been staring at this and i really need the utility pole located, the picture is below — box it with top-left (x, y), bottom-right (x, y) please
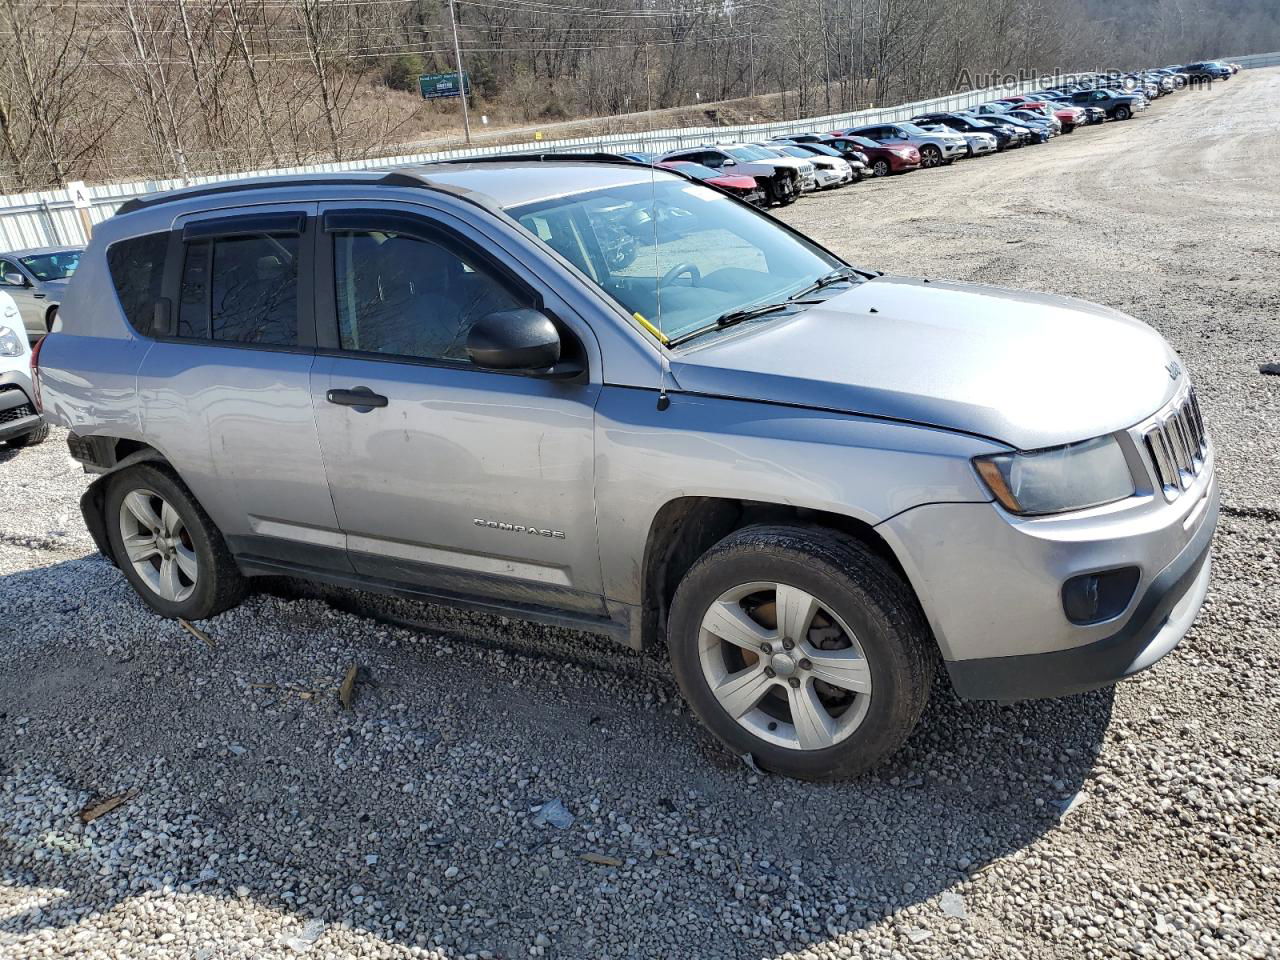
top-left (447, 0), bottom-right (472, 144)
top-left (644, 43), bottom-right (652, 113)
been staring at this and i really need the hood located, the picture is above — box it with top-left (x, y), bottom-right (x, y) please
top-left (708, 174), bottom-right (758, 190)
top-left (670, 276), bottom-right (1183, 450)
top-left (764, 156), bottom-right (812, 172)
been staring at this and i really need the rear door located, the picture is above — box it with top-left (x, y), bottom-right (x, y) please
top-left (137, 202), bottom-right (351, 572)
top-left (309, 200), bottom-right (605, 613)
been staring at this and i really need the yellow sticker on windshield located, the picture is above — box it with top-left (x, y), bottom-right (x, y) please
top-left (633, 312), bottom-right (669, 344)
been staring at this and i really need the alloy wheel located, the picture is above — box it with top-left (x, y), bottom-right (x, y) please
top-left (118, 488), bottom-right (198, 602)
top-left (697, 582), bottom-right (873, 751)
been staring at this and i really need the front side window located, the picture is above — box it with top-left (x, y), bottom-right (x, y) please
top-left (177, 233), bottom-right (299, 345)
top-left (20, 250), bottom-right (80, 281)
top-left (332, 229), bottom-right (523, 362)
top-left (509, 178), bottom-right (844, 343)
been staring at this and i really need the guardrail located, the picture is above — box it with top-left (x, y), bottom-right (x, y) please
top-left (0, 52), bottom-right (1275, 251)
top-left (1226, 51), bottom-right (1280, 69)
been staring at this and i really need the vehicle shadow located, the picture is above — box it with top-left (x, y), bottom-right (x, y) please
top-left (0, 558), bottom-right (1114, 958)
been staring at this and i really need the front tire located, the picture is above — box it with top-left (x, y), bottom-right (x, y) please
top-left (104, 463), bottom-right (246, 620)
top-left (919, 145), bottom-right (942, 168)
top-left (667, 525), bottom-right (935, 781)
top-left (1114, 106), bottom-right (1131, 121)
top-left (770, 175), bottom-right (797, 206)
top-left (871, 159), bottom-right (891, 177)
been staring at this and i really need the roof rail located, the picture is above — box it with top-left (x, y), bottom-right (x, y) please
top-left (432, 151), bottom-right (643, 166)
top-left (114, 170), bottom-right (430, 216)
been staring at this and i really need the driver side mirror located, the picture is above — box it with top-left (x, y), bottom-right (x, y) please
top-left (720, 158), bottom-right (736, 167)
top-left (468, 308), bottom-right (570, 375)
top-left (2, 272), bottom-right (25, 287)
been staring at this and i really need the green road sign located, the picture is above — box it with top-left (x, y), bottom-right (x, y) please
top-left (419, 72), bottom-right (470, 100)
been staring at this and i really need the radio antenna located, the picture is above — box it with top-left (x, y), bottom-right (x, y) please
top-left (647, 56), bottom-right (671, 412)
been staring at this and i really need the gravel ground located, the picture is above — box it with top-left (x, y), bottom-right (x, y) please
top-left (2, 71), bottom-right (1279, 960)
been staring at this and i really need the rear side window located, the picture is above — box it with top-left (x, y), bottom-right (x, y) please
top-left (106, 232), bottom-right (168, 333)
top-left (177, 233), bottom-right (299, 345)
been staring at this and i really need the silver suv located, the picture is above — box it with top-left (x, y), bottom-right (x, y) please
top-left (36, 160), bottom-right (1217, 780)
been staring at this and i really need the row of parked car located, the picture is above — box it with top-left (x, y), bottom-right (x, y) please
top-left (617, 62), bottom-right (1236, 208)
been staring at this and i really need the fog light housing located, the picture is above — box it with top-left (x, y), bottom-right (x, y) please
top-left (1061, 567), bottom-right (1141, 625)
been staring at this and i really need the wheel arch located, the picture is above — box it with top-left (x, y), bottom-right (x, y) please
top-left (78, 439), bottom-right (187, 567)
top-left (638, 495), bottom-right (913, 651)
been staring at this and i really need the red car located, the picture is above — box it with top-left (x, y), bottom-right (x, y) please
top-left (1003, 99), bottom-right (1083, 132)
top-left (655, 160), bottom-right (768, 207)
top-left (826, 132), bottom-right (921, 177)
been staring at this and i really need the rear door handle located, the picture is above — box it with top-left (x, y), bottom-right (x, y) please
top-left (326, 387), bottom-right (388, 410)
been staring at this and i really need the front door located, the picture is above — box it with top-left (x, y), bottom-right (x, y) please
top-left (309, 201), bottom-right (605, 614)
top-left (0, 258), bottom-right (42, 338)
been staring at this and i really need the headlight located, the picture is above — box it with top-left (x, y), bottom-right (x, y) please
top-left (0, 325), bottom-right (23, 357)
top-left (973, 435), bottom-right (1134, 516)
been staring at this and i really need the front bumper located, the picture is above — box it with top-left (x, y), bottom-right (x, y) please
top-left (940, 142), bottom-right (968, 159)
top-left (878, 453), bottom-right (1218, 701)
top-left (0, 381), bottom-right (40, 442)
top-left (813, 167), bottom-right (845, 188)
top-left (946, 489), bottom-right (1215, 700)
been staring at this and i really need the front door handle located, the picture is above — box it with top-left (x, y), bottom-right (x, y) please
top-left (326, 387), bottom-right (388, 410)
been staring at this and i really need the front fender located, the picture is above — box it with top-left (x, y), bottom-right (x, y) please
top-left (593, 387), bottom-right (999, 604)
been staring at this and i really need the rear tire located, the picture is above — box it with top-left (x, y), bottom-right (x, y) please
top-left (667, 524), bottom-right (935, 781)
top-left (103, 463), bottom-right (246, 621)
top-left (6, 420), bottom-right (49, 447)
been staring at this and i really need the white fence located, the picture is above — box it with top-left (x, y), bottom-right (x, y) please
top-left (1, 52), bottom-right (1275, 251)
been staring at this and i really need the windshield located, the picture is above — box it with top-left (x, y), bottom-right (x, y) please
top-left (847, 136), bottom-right (879, 149)
top-left (896, 122), bottom-right (932, 136)
top-left (727, 146), bottom-right (772, 162)
top-left (777, 146), bottom-right (810, 158)
top-left (19, 250), bottom-right (80, 281)
top-left (800, 143), bottom-right (842, 158)
top-left (661, 161), bottom-right (719, 180)
top-left (508, 179), bottom-right (845, 343)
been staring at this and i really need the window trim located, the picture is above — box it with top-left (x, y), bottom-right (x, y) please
top-left (182, 211), bottom-right (305, 241)
top-left (157, 210), bottom-right (317, 351)
top-left (313, 208), bottom-right (547, 370)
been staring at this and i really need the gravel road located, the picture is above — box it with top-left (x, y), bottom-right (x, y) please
top-left (3, 71), bottom-right (1279, 960)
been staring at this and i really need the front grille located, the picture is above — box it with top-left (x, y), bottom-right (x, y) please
top-left (0, 402), bottom-right (35, 425)
top-left (1141, 389), bottom-right (1208, 498)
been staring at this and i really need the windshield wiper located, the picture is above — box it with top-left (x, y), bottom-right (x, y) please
top-left (666, 267), bottom-right (864, 348)
top-left (666, 300), bottom-right (798, 347)
top-left (786, 266), bottom-right (863, 302)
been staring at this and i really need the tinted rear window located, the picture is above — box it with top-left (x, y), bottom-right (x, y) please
top-left (106, 232), bottom-right (168, 334)
top-left (177, 233), bottom-right (299, 346)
